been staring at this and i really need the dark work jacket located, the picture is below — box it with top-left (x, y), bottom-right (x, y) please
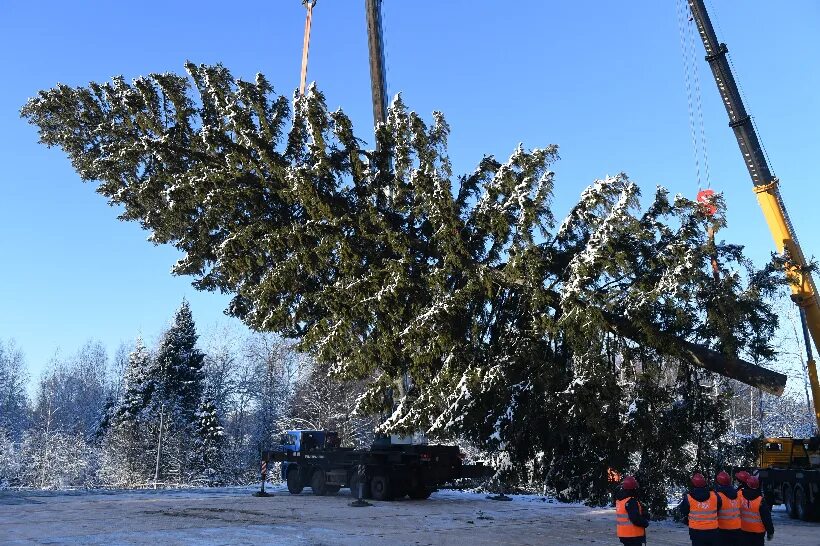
top-left (678, 487), bottom-right (722, 537)
top-left (740, 488), bottom-right (774, 535)
top-left (615, 487), bottom-right (650, 528)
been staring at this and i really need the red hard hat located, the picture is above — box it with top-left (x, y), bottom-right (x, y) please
top-left (746, 476), bottom-right (760, 489)
top-left (622, 476), bottom-right (639, 490)
top-left (716, 471), bottom-right (731, 487)
top-left (735, 470), bottom-right (751, 484)
top-left (691, 473), bottom-right (707, 488)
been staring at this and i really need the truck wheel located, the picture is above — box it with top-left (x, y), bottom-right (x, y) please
top-left (287, 467), bottom-right (303, 494)
top-left (392, 482), bottom-right (407, 500)
top-left (794, 486), bottom-right (810, 521)
top-left (408, 486), bottom-right (432, 500)
top-left (311, 469), bottom-right (327, 496)
top-left (813, 496), bottom-right (820, 521)
top-left (370, 474), bottom-right (393, 501)
top-left (784, 483), bottom-right (797, 519)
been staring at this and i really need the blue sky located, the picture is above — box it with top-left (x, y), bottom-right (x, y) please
top-left (1, 1), bottom-right (818, 388)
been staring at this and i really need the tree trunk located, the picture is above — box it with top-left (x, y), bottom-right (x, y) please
top-left (605, 313), bottom-right (786, 396)
top-left (499, 275), bottom-right (787, 395)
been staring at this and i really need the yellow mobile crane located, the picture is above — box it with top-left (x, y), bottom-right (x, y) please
top-left (688, 0), bottom-right (820, 521)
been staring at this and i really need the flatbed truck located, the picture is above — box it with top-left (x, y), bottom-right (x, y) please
top-left (263, 430), bottom-right (490, 501)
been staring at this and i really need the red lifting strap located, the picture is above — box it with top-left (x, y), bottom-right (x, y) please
top-left (697, 188), bottom-right (717, 216)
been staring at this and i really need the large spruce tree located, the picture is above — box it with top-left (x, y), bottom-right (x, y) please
top-left (116, 337), bottom-right (153, 421)
top-left (22, 64), bottom-right (782, 511)
top-left (153, 300), bottom-right (205, 421)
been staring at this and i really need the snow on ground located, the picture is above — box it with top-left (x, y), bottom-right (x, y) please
top-left (1, 485), bottom-right (817, 545)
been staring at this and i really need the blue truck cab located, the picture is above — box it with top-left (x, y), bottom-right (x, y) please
top-left (278, 430), bottom-right (340, 481)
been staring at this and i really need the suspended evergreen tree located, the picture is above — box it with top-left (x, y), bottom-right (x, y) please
top-left (21, 64), bottom-right (783, 509)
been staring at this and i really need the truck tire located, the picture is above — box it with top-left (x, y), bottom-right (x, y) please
top-left (814, 496), bottom-right (820, 521)
top-left (784, 483), bottom-right (797, 519)
top-left (370, 474), bottom-right (393, 501)
top-left (794, 486), bottom-right (811, 521)
top-left (408, 486), bottom-right (432, 500)
top-left (287, 467), bottom-right (303, 494)
top-left (392, 481), bottom-right (407, 500)
top-left (311, 469), bottom-right (327, 496)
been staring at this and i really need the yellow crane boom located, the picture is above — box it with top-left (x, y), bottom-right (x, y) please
top-left (687, 0), bottom-right (820, 433)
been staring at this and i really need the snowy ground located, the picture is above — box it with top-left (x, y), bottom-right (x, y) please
top-left (1, 485), bottom-right (817, 545)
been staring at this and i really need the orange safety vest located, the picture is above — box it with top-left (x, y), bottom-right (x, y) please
top-left (716, 491), bottom-right (741, 530)
top-left (687, 492), bottom-right (719, 530)
top-left (616, 497), bottom-right (646, 538)
top-left (740, 492), bottom-right (765, 533)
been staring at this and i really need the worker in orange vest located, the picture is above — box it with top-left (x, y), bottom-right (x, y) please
top-left (678, 473), bottom-right (721, 546)
top-left (740, 476), bottom-right (774, 544)
top-left (714, 471), bottom-right (741, 546)
top-left (614, 475), bottom-right (649, 545)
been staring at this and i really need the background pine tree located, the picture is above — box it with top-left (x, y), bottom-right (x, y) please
top-left (153, 300), bottom-right (205, 421)
top-left (116, 337), bottom-right (153, 422)
top-left (195, 398), bottom-right (224, 480)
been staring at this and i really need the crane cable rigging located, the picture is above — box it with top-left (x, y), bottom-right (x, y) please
top-left (677, 0), bottom-right (721, 288)
top-left (676, 0), bottom-right (711, 193)
top-left (680, 0), bottom-right (717, 463)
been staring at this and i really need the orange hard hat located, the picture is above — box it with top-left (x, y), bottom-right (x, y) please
top-left (746, 476), bottom-right (760, 489)
top-left (691, 473), bottom-right (707, 488)
top-left (716, 471), bottom-right (731, 487)
top-left (622, 476), bottom-right (639, 490)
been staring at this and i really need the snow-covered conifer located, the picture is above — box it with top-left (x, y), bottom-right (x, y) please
top-left (22, 65), bottom-right (784, 509)
top-left (0, 340), bottom-right (30, 437)
top-left (154, 300), bottom-right (205, 422)
top-left (195, 398), bottom-right (224, 479)
top-left (116, 336), bottom-right (154, 421)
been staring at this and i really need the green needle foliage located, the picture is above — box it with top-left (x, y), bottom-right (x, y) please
top-left (22, 63), bottom-right (782, 511)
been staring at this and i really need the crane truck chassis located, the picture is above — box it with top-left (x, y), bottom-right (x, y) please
top-left (263, 430), bottom-right (492, 501)
top-left (756, 437), bottom-right (820, 520)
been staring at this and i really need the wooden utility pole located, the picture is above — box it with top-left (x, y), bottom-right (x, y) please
top-left (153, 405), bottom-right (164, 489)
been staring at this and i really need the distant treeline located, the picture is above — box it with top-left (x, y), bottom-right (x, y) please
top-left (0, 301), bottom-right (814, 494)
top-left (0, 301), bottom-right (373, 489)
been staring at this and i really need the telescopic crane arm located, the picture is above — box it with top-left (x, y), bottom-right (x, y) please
top-left (365, 0), bottom-right (389, 129)
top-left (688, 0), bottom-right (820, 432)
